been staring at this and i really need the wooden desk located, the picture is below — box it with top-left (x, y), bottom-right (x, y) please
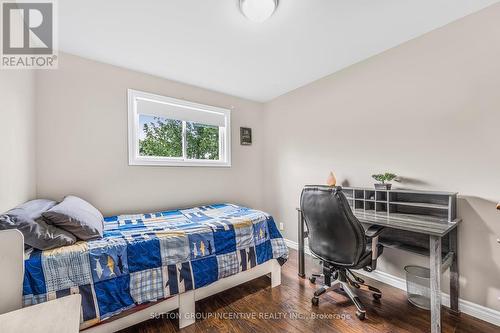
top-left (297, 187), bottom-right (461, 333)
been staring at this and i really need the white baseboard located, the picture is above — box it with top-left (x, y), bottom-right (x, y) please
top-left (284, 238), bottom-right (307, 253)
top-left (284, 238), bottom-right (500, 327)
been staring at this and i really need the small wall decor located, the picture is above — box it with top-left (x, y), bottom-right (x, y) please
top-left (240, 127), bottom-right (252, 145)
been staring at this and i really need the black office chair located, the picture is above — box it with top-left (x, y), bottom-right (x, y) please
top-left (300, 185), bottom-right (385, 320)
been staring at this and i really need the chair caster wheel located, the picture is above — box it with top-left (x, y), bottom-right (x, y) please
top-left (311, 297), bottom-right (319, 306)
top-left (373, 293), bottom-right (382, 300)
top-left (356, 311), bottom-right (366, 320)
top-left (309, 276), bottom-right (316, 284)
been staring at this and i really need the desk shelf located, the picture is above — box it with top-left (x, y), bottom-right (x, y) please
top-left (389, 201), bottom-right (448, 210)
top-left (378, 239), bottom-right (430, 256)
top-left (376, 238), bottom-right (454, 272)
top-left (343, 187), bottom-right (457, 223)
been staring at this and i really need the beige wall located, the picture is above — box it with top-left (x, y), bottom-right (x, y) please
top-left (35, 53), bottom-right (265, 216)
top-left (0, 71), bottom-right (36, 212)
top-left (263, 4), bottom-right (500, 310)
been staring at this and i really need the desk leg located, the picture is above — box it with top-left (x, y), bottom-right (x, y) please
top-left (430, 235), bottom-right (442, 333)
top-left (298, 209), bottom-right (305, 278)
top-left (449, 228), bottom-right (460, 314)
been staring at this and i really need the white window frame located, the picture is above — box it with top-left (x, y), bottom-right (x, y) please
top-left (128, 89), bottom-right (231, 167)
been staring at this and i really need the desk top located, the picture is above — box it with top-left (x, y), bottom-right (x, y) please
top-left (353, 209), bottom-right (460, 237)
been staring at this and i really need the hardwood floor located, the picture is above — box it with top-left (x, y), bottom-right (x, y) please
top-left (120, 249), bottom-right (497, 333)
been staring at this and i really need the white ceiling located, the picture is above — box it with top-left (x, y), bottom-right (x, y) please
top-left (59, 0), bottom-right (499, 102)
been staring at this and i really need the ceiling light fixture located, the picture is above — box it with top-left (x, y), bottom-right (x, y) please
top-left (239, 0), bottom-right (279, 23)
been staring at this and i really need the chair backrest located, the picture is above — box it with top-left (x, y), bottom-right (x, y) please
top-left (0, 229), bottom-right (24, 314)
top-left (300, 185), bottom-right (366, 266)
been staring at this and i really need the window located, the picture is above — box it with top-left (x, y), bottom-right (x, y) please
top-left (128, 89), bottom-right (231, 166)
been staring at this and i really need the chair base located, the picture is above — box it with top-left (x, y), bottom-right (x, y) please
top-left (310, 267), bottom-right (381, 320)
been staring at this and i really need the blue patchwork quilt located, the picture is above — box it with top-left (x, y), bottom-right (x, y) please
top-left (22, 204), bottom-right (288, 329)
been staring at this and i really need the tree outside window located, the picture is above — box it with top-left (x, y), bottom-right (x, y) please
top-left (139, 116), bottom-right (219, 160)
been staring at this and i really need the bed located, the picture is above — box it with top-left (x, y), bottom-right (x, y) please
top-left (20, 203), bottom-right (288, 331)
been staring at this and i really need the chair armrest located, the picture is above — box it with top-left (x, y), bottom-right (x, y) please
top-left (365, 225), bottom-right (385, 238)
top-left (363, 226), bottom-right (385, 272)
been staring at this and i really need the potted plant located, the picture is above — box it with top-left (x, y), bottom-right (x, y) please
top-left (372, 173), bottom-right (398, 190)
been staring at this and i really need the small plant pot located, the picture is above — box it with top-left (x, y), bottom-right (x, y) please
top-left (374, 183), bottom-right (392, 190)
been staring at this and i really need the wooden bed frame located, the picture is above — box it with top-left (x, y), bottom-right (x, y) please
top-left (0, 229), bottom-right (282, 332)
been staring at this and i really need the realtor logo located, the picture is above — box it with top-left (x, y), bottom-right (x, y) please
top-left (1, 0), bottom-right (57, 68)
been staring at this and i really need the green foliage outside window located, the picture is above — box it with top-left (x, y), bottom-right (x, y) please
top-left (139, 118), bottom-right (183, 157)
top-left (186, 122), bottom-right (219, 160)
top-left (139, 117), bottom-right (219, 160)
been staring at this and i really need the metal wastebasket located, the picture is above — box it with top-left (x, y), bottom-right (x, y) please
top-left (404, 265), bottom-right (431, 310)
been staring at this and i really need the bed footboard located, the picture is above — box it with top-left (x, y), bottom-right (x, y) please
top-left (0, 229), bottom-right (24, 315)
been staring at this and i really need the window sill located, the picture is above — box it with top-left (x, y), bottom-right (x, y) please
top-left (129, 158), bottom-right (231, 167)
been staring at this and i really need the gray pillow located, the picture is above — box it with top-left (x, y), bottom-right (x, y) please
top-left (0, 199), bottom-right (76, 250)
top-left (43, 196), bottom-right (104, 240)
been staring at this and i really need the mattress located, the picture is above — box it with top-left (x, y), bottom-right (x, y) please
top-left (22, 204), bottom-right (289, 329)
